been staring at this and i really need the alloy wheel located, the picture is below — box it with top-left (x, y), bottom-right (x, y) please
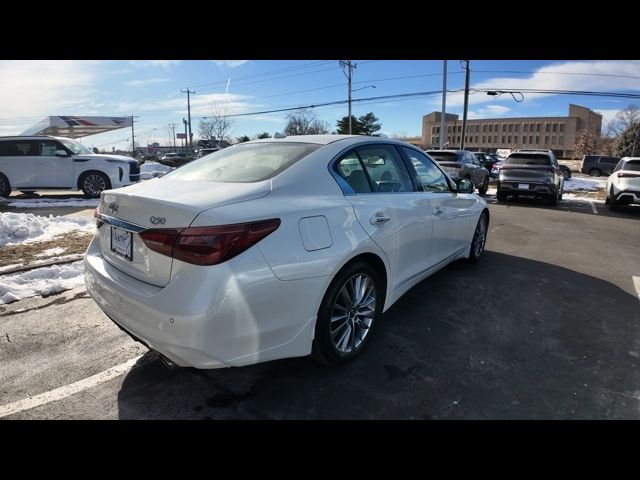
top-left (84, 174), bottom-right (106, 197)
top-left (330, 273), bottom-right (376, 354)
top-left (472, 215), bottom-right (487, 258)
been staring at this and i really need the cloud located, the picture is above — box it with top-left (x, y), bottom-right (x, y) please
top-left (213, 60), bottom-right (249, 68)
top-left (468, 104), bottom-right (511, 119)
top-left (446, 60), bottom-right (640, 108)
top-left (129, 60), bottom-right (181, 68)
top-left (0, 60), bottom-right (99, 133)
top-left (113, 93), bottom-right (260, 118)
top-left (123, 78), bottom-right (171, 87)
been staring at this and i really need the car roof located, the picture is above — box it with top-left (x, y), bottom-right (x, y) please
top-left (249, 134), bottom-right (360, 145)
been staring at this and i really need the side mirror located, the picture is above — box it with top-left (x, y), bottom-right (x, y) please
top-left (54, 150), bottom-right (69, 157)
top-left (456, 178), bottom-right (474, 194)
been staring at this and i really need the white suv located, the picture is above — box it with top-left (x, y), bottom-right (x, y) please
top-left (0, 135), bottom-right (140, 198)
top-left (605, 157), bottom-right (640, 210)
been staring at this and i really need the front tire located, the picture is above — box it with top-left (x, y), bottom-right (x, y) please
top-left (496, 190), bottom-right (507, 202)
top-left (80, 172), bottom-right (111, 198)
top-left (0, 173), bottom-right (10, 198)
top-left (608, 187), bottom-right (618, 211)
top-left (312, 261), bottom-right (383, 366)
top-left (590, 168), bottom-right (601, 177)
top-left (467, 212), bottom-right (488, 263)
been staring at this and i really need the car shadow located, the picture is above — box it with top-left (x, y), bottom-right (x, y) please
top-left (116, 252), bottom-right (640, 420)
top-left (0, 192), bottom-right (96, 216)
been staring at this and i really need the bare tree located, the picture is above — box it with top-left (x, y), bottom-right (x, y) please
top-left (607, 104), bottom-right (640, 137)
top-left (284, 108), bottom-right (329, 135)
top-left (199, 108), bottom-right (235, 143)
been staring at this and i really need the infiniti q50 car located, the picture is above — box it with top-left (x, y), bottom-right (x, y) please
top-left (85, 135), bottom-right (489, 369)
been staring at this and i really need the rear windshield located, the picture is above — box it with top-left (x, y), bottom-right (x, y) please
top-left (624, 160), bottom-right (640, 171)
top-left (165, 142), bottom-right (321, 183)
top-left (506, 153), bottom-right (551, 166)
top-left (427, 151), bottom-right (458, 162)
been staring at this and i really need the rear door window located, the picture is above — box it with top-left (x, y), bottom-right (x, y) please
top-left (357, 145), bottom-right (414, 193)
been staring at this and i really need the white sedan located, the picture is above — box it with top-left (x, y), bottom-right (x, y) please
top-left (85, 135), bottom-right (489, 369)
top-left (605, 157), bottom-right (640, 210)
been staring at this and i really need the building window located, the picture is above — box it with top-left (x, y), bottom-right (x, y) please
top-left (488, 124), bottom-right (493, 133)
top-left (515, 124), bottom-right (520, 132)
top-left (482, 135), bottom-right (486, 143)
top-left (483, 124), bottom-right (487, 133)
top-left (551, 136), bottom-right (557, 144)
top-left (545, 123), bottom-right (550, 132)
top-left (535, 135), bottom-right (539, 144)
top-left (501, 135), bottom-right (505, 144)
top-left (457, 125), bottom-right (461, 133)
top-left (552, 123), bottom-right (557, 133)
top-left (508, 124), bottom-right (513, 132)
top-left (544, 135), bottom-right (549, 144)
top-left (494, 135), bottom-right (498, 143)
top-left (507, 135), bottom-right (511, 143)
top-left (514, 136), bottom-right (518, 143)
top-left (536, 123), bottom-right (540, 132)
top-left (559, 123), bottom-right (564, 133)
top-left (523, 124), bottom-right (528, 133)
top-left (559, 136), bottom-right (564, 145)
top-left (447, 126), bottom-right (451, 133)
top-left (501, 124), bottom-right (506, 132)
top-left (529, 135), bottom-right (533, 144)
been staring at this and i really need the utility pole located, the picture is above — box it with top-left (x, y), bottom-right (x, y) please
top-left (183, 118), bottom-right (188, 153)
top-left (181, 89), bottom-right (195, 151)
top-left (168, 123), bottom-right (177, 149)
top-left (460, 60), bottom-right (471, 150)
top-left (339, 60), bottom-right (357, 134)
top-left (130, 115), bottom-right (139, 157)
top-left (439, 60), bottom-right (447, 149)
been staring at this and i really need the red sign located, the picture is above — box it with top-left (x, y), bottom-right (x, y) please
top-left (176, 133), bottom-right (187, 139)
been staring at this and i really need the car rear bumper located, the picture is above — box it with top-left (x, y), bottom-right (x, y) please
top-left (614, 190), bottom-right (640, 205)
top-left (84, 237), bottom-right (325, 369)
top-left (497, 180), bottom-right (559, 196)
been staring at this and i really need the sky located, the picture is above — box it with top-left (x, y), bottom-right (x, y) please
top-left (0, 59), bottom-right (639, 151)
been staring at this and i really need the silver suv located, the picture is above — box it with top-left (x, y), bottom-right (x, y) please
top-left (425, 149), bottom-right (490, 195)
top-left (497, 150), bottom-right (564, 205)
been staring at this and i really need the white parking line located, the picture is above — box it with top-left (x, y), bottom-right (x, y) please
top-left (633, 276), bottom-right (640, 305)
top-left (590, 202), bottom-right (598, 215)
top-left (0, 355), bottom-right (144, 418)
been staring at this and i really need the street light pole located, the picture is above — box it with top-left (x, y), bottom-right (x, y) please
top-left (460, 60), bottom-right (471, 150)
top-left (439, 60), bottom-right (447, 149)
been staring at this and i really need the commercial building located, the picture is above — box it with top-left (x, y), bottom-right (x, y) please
top-left (421, 104), bottom-right (602, 158)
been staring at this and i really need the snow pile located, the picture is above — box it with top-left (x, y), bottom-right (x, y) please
top-left (35, 247), bottom-right (67, 258)
top-left (563, 177), bottom-right (607, 192)
top-left (5, 198), bottom-right (99, 208)
top-left (0, 212), bottom-right (95, 247)
top-left (140, 161), bottom-right (173, 180)
top-left (0, 260), bottom-right (85, 304)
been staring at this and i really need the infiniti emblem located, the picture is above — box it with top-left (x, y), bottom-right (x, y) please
top-left (150, 216), bottom-right (166, 225)
top-left (108, 202), bottom-right (119, 214)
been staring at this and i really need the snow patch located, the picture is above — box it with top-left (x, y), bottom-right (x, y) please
top-left (140, 161), bottom-right (173, 180)
top-left (563, 177), bottom-right (606, 192)
top-left (0, 261), bottom-right (85, 304)
top-left (0, 212), bottom-right (95, 247)
top-left (35, 247), bottom-right (67, 258)
top-left (5, 198), bottom-right (99, 208)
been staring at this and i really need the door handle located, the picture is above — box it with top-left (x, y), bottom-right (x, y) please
top-left (370, 214), bottom-right (391, 225)
top-left (433, 206), bottom-right (445, 216)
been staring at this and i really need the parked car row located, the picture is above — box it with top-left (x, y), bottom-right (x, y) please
top-left (605, 157), bottom-right (640, 210)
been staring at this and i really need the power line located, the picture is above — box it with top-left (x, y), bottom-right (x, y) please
top-left (474, 69), bottom-right (640, 81)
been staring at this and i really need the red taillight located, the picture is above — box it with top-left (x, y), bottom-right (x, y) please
top-left (618, 172), bottom-right (640, 178)
top-left (139, 229), bottom-right (181, 257)
top-left (139, 219), bottom-right (280, 266)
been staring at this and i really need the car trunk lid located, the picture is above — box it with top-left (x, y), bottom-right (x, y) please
top-left (96, 178), bottom-right (271, 286)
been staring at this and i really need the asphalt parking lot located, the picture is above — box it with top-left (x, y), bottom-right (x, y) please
top-left (1, 193), bottom-right (639, 419)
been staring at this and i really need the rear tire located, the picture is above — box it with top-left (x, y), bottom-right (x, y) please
top-left (80, 172), bottom-right (111, 198)
top-left (549, 191), bottom-right (559, 206)
top-left (478, 176), bottom-right (489, 196)
top-left (608, 187), bottom-right (618, 211)
top-left (312, 260), bottom-right (384, 366)
top-left (0, 173), bottom-right (10, 198)
top-left (467, 212), bottom-right (489, 263)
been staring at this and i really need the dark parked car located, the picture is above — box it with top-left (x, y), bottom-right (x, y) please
top-left (159, 152), bottom-right (194, 167)
top-left (425, 149), bottom-right (490, 195)
top-left (497, 151), bottom-right (564, 205)
top-left (474, 152), bottom-right (502, 174)
top-left (580, 155), bottom-right (620, 177)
